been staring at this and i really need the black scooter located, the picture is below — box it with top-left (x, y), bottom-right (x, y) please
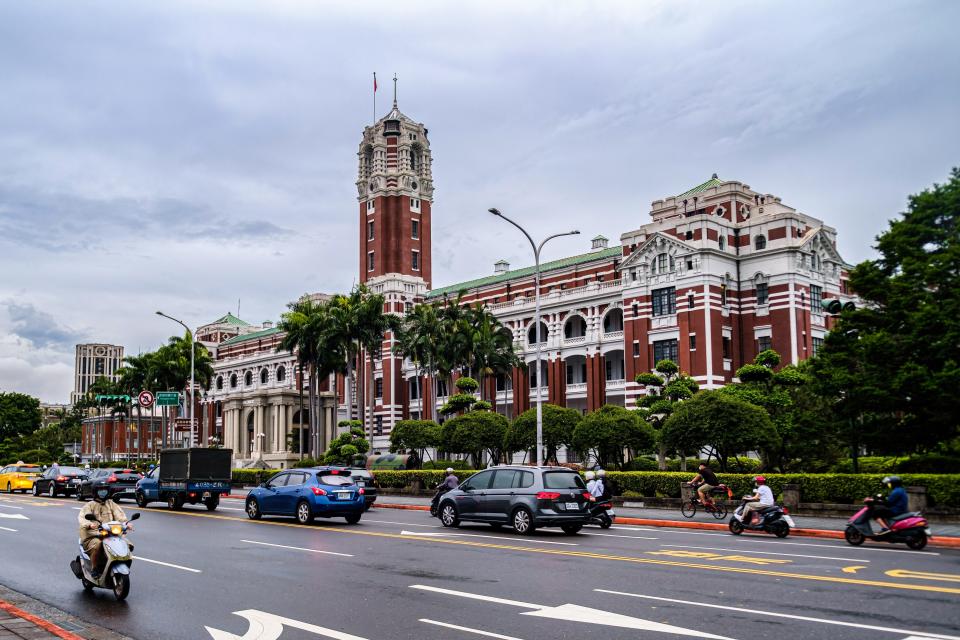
top-left (429, 484), bottom-right (451, 517)
top-left (728, 498), bottom-right (795, 538)
top-left (586, 500), bottom-right (615, 528)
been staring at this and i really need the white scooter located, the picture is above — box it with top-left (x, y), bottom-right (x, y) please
top-left (70, 512), bottom-right (140, 600)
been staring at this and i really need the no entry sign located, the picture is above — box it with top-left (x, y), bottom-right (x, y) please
top-left (138, 390), bottom-right (155, 408)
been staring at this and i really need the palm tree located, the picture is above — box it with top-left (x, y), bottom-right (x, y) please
top-left (116, 353), bottom-right (153, 461)
top-left (467, 305), bottom-right (519, 401)
top-left (278, 297), bottom-right (326, 458)
top-left (395, 303), bottom-right (442, 420)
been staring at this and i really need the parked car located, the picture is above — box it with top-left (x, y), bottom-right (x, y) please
top-left (335, 467), bottom-right (377, 510)
top-left (0, 464), bottom-right (42, 493)
top-left (436, 465), bottom-right (592, 535)
top-left (32, 466), bottom-right (87, 497)
top-left (245, 467), bottom-right (365, 525)
top-left (77, 468), bottom-right (142, 502)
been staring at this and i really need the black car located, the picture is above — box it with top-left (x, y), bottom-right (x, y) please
top-left (336, 467), bottom-right (377, 510)
top-left (77, 468), bottom-right (142, 502)
top-left (32, 466), bottom-right (87, 497)
top-left (436, 465), bottom-right (591, 535)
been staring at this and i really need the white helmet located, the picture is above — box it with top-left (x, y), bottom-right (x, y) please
top-left (585, 471), bottom-right (596, 480)
top-left (446, 468), bottom-right (454, 474)
top-left (597, 469), bottom-right (606, 477)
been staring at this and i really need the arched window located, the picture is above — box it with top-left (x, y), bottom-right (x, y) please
top-left (656, 253), bottom-right (671, 273)
top-left (563, 315), bottom-right (587, 339)
top-left (216, 376), bottom-right (223, 390)
top-left (603, 308), bottom-right (624, 333)
top-left (755, 235), bottom-right (767, 250)
top-left (528, 321), bottom-right (548, 345)
top-left (230, 374), bottom-right (238, 389)
top-left (244, 371), bottom-right (253, 386)
top-left (719, 235), bottom-right (725, 251)
top-left (260, 368), bottom-right (268, 384)
top-left (276, 366), bottom-right (286, 382)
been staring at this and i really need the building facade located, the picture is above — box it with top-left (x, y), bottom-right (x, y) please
top-left (71, 343), bottom-right (124, 404)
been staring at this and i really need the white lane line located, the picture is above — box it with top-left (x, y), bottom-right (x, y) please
top-left (596, 590), bottom-right (960, 640)
top-left (581, 532), bottom-right (658, 541)
top-left (0, 513), bottom-right (28, 520)
top-left (0, 503), bottom-right (24, 509)
top-left (0, 526), bottom-right (17, 532)
top-left (137, 557), bottom-right (202, 573)
top-left (241, 539), bottom-right (354, 557)
top-left (412, 584), bottom-right (540, 609)
top-left (399, 530), bottom-right (578, 546)
top-left (218, 506), bottom-right (244, 512)
top-left (420, 619), bottom-right (523, 640)
top-left (639, 528), bottom-right (940, 554)
top-left (365, 519), bottom-right (437, 528)
top-left (72, 507), bottom-right (82, 510)
top-left (660, 544), bottom-right (871, 563)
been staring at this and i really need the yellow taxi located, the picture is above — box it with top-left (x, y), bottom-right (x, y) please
top-left (0, 464), bottom-right (43, 493)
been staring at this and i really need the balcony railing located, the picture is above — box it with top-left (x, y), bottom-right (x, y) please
top-left (566, 382), bottom-right (587, 393)
top-left (602, 330), bottom-right (624, 340)
top-left (563, 335), bottom-right (587, 345)
top-left (605, 378), bottom-right (626, 390)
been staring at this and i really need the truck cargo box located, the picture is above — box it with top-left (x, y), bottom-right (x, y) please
top-left (159, 448), bottom-right (233, 482)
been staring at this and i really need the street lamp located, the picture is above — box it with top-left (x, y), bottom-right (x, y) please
top-left (156, 310), bottom-right (195, 449)
top-left (256, 432), bottom-right (266, 464)
top-left (489, 207), bottom-right (579, 466)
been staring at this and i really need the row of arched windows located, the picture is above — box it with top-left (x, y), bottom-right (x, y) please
top-left (527, 308), bottom-right (624, 344)
top-left (215, 365), bottom-right (287, 391)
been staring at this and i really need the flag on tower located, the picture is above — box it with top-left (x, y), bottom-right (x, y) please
top-left (373, 72), bottom-right (378, 92)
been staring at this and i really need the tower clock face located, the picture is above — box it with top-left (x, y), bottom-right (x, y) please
top-left (369, 181), bottom-right (376, 191)
top-left (411, 181), bottom-right (418, 191)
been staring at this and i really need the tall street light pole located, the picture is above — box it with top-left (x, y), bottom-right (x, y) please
top-left (156, 311), bottom-right (195, 449)
top-left (489, 207), bottom-right (579, 466)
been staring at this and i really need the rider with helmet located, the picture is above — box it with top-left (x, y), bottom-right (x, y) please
top-left (78, 482), bottom-right (130, 577)
top-left (739, 476), bottom-right (775, 525)
top-left (869, 476), bottom-right (908, 534)
top-left (431, 468), bottom-right (460, 513)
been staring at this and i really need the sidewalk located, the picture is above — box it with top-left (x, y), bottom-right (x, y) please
top-left (0, 585), bottom-right (130, 640)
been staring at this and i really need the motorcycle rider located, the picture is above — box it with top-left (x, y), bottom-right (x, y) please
top-left (78, 483), bottom-right (130, 578)
top-left (870, 476), bottom-right (908, 534)
top-left (739, 476), bottom-right (775, 525)
top-left (585, 471), bottom-right (597, 496)
top-left (431, 468), bottom-right (459, 512)
top-left (590, 470), bottom-right (605, 500)
top-left (690, 462), bottom-right (719, 506)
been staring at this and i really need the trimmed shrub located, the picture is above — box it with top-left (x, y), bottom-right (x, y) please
top-left (422, 459), bottom-right (473, 471)
top-left (372, 469), bottom-right (479, 489)
top-left (231, 469), bottom-right (282, 485)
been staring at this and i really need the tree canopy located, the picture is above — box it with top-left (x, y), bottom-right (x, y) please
top-left (572, 404), bottom-right (655, 469)
top-left (503, 403), bottom-right (581, 463)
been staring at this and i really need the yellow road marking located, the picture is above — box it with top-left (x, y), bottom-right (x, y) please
top-left (647, 550), bottom-right (791, 566)
top-left (5, 495), bottom-right (960, 596)
top-left (842, 566), bottom-right (867, 574)
top-left (886, 569), bottom-right (960, 583)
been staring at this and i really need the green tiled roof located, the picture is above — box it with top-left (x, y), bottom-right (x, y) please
top-left (427, 246), bottom-right (622, 299)
top-left (219, 327), bottom-right (281, 347)
top-left (211, 312), bottom-right (250, 327)
top-left (677, 174), bottom-right (723, 199)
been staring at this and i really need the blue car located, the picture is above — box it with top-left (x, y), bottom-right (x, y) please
top-left (245, 467), bottom-right (365, 525)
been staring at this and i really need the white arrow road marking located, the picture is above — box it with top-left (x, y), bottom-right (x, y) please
top-left (0, 502), bottom-right (24, 509)
top-left (596, 590), bottom-right (960, 640)
top-left (0, 526), bottom-right (17, 532)
top-left (136, 557), bottom-right (202, 573)
top-left (420, 619), bottom-right (523, 639)
top-left (205, 609), bottom-right (369, 640)
top-left (241, 539), bottom-right (353, 557)
top-left (410, 585), bottom-right (731, 639)
top-left (0, 513), bottom-right (28, 520)
top-left (400, 530), bottom-right (578, 546)
top-left (660, 544), bottom-right (870, 563)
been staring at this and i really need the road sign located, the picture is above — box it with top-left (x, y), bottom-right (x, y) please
top-left (156, 391), bottom-right (180, 407)
top-left (138, 390), bottom-right (155, 408)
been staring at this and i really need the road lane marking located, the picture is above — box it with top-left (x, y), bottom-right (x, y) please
top-left (206, 609), bottom-right (369, 640)
top-left (419, 619), bottom-right (523, 639)
top-left (886, 569), bottom-right (960, 584)
top-left (595, 590), bottom-right (960, 640)
top-left (580, 532), bottom-right (659, 540)
top-left (364, 519), bottom-right (438, 527)
top-left (136, 557), bottom-right (202, 573)
top-left (648, 549), bottom-right (791, 565)
top-left (644, 528), bottom-right (940, 554)
top-left (89, 504), bottom-right (960, 595)
top-left (661, 544), bottom-right (869, 563)
top-left (843, 566), bottom-right (868, 573)
top-left (218, 507), bottom-right (244, 512)
top-left (0, 503), bottom-right (24, 509)
top-left (241, 539), bottom-right (354, 557)
top-left (0, 526), bottom-right (17, 532)
top-left (0, 513), bottom-right (28, 520)
top-left (399, 530), bottom-right (578, 546)
top-left (411, 585), bottom-right (730, 639)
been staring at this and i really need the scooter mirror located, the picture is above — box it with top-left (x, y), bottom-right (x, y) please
top-left (130, 512), bottom-right (141, 521)
top-left (84, 514), bottom-right (97, 521)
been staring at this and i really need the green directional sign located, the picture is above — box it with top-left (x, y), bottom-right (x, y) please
top-left (156, 391), bottom-right (181, 406)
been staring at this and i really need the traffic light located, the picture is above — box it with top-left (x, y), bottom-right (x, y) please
top-left (95, 394), bottom-right (131, 403)
top-left (821, 298), bottom-right (855, 315)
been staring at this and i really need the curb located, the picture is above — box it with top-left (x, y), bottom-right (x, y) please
top-left (0, 599), bottom-right (85, 640)
top-left (374, 503), bottom-right (960, 549)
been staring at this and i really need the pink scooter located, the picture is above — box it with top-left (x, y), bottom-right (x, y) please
top-left (844, 498), bottom-right (931, 550)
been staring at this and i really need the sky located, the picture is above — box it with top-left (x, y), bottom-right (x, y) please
top-left (1, 0), bottom-right (958, 403)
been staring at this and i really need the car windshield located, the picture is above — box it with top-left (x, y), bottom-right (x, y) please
top-left (59, 467), bottom-right (83, 475)
top-left (542, 472), bottom-right (586, 490)
top-left (15, 466), bottom-right (40, 474)
top-left (350, 470), bottom-right (373, 480)
top-left (318, 474), bottom-right (354, 487)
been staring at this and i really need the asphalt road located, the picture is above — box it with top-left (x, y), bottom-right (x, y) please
top-left (1, 492), bottom-right (959, 640)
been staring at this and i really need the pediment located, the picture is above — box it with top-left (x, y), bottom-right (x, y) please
top-left (799, 228), bottom-right (846, 265)
top-left (618, 232), bottom-right (693, 272)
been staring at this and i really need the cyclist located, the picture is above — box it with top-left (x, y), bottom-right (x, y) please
top-left (689, 462), bottom-right (719, 506)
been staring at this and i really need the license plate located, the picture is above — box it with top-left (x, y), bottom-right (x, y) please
top-left (336, 492), bottom-right (351, 500)
top-left (356, 481), bottom-right (365, 487)
top-left (202, 492), bottom-right (211, 499)
top-left (564, 502), bottom-right (579, 510)
top-left (72, 479), bottom-right (81, 484)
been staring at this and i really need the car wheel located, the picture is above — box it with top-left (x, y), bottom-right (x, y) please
top-left (728, 518), bottom-right (744, 535)
top-left (561, 524), bottom-right (582, 535)
top-left (844, 526), bottom-right (865, 546)
top-left (5, 482), bottom-right (10, 493)
top-left (32, 483), bottom-right (39, 496)
top-left (296, 500), bottom-right (314, 525)
top-left (168, 494), bottom-right (183, 511)
top-left (512, 507), bottom-right (536, 536)
top-left (48, 483), bottom-right (56, 498)
top-left (204, 496), bottom-right (219, 511)
top-left (439, 503), bottom-right (459, 528)
top-left (906, 532), bottom-right (928, 550)
top-left (113, 574), bottom-right (130, 601)
top-left (246, 498), bottom-right (262, 520)
top-left (345, 513), bottom-right (362, 525)
top-left (135, 491), bottom-right (147, 508)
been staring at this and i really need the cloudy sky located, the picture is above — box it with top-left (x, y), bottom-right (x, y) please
top-left (1, 1), bottom-right (957, 403)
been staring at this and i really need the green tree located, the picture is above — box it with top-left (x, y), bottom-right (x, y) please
top-left (395, 302), bottom-right (442, 421)
top-left (571, 404), bottom-right (656, 469)
top-left (440, 409), bottom-right (508, 468)
top-left (321, 428), bottom-right (370, 465)
top-left (389, 420), bottom-right (441, 464)
top-left (634, 359), bottom-right (699, 470)
top-left (0, 392), bottom-right (42, 440)
top-left (503, 404), bottom-right (581, 464)
top-left (660, 391), bottom-right (777, 471)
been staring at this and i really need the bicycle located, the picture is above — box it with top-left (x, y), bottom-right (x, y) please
top-left (681, 483), bottom-right (730, 519)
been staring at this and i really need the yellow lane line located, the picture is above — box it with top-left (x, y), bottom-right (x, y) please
top-left (886, 569), bottom-right (960, 583)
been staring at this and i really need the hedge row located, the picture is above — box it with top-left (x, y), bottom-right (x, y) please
top-left (232, 469), bottom-right (283, 484)
top-left (365, 470), bottom-right (960, 507)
